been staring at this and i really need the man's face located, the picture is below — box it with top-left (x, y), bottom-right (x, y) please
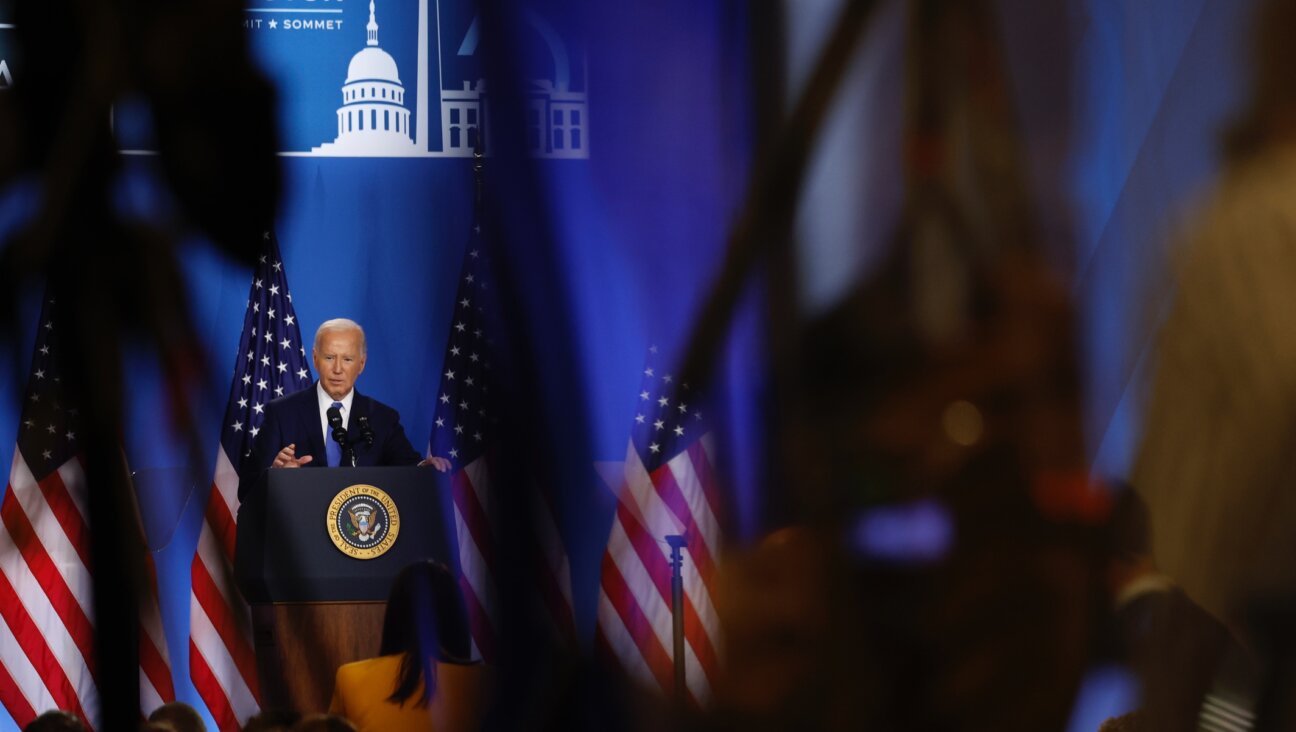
top-left (313, 328), bottom-right (367, 400)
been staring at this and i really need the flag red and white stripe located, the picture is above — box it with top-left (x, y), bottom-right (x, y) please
top-left (0, 450), bottom-right (100, 727)
top-left (445, 455), bottom-right (576, 662)
top-left (0, 295), bottom-right (176, 729)
top-left (448, 457), bottom-right (498, 661)
top-left (596, 350), bottom-right (723, 704)
top-left (430, 180), bottom-right (575, 659)
top-left (597, 437), bottom-right (723, 703)
top-left (188, 449), bottom-right (259, 732)
top-left (140, 549), bottom-right (176, 715)
top-left (189, 232), bottom-right (312, 731)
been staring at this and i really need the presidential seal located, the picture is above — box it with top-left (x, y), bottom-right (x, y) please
top-left (326, 484), bottom-right (400, 559)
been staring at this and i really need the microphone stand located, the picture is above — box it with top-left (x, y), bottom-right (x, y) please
top-left (328, 406), bottom-right (357, 467)
top-left (330, 424), bottom-right (356, 467)
top-left (357, 416), bottom-right (375, 448)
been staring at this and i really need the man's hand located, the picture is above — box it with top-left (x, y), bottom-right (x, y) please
top-left (272, 444), bottom-right (314, 469)
top-left (419, 456), bottom-right (451, 472)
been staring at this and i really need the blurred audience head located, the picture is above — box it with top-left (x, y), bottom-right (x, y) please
top-left (147, 701), bottom-right (205, 732)
top-left (240, 709), bottom-right (301, 732)
top-left (1228, 0), bottom-right (1296, 158)
top-left (380, 559), bottom-right (473, 706)
top-left (22, 711), bottom-right (86, 732)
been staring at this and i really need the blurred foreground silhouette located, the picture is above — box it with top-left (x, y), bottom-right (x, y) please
top-left (4, 0), bottom-right (1296, 729)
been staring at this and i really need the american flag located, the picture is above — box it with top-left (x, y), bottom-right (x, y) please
top-left (596, 346), bottom-right (723, 704)
top-left (0, 294), bottom-right (175, 729)
top-left (428, 184), bottom-right (575, 661)
top-left (189, 231), bottom-right (312, 731)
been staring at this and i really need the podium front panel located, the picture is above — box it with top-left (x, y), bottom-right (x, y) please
top-left (236, 466), bottom-right (458, 602)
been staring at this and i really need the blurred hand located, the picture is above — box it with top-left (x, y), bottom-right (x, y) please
top-left (272, 444), bottom-right (313, 468)
top-left (419, 456), bottom-right (451, 472)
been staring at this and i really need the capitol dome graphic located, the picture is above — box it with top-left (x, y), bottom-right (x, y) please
top-left (303, 0), bottom-right (588, 159)
top-left (311, 0), bottom-right (419, 156)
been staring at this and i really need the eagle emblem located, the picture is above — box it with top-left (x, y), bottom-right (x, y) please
top-left (327, 484), bottom-right (400, 559)
top-left (347, 503), bottom-right (383, 542)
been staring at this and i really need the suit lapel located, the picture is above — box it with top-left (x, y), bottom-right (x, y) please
top-left (304, 384), bottom-right (328, 466)
top-left (349, 391), bottom-right (371, 464)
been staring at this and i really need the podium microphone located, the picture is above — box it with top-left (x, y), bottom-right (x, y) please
top-left (327, 406), bottom-right (354, 466)
top-left (327, 405), bottom-right (345, 440)
top-left (357, 416), bottom-right (375, 446)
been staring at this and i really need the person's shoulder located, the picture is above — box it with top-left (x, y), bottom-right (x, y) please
top-left (269, 385), bottom-right (318, 410)
top-left (355, 391), bottom-right (401, 420)
top-left (336, 654), bottom-right (400, 683)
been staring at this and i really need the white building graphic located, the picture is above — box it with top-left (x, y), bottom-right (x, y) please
top-left (440, 80), bottom-right (485, 156)
top-left (526, 80), bottom-right (588, 158)
top-left (310, 1), bottom-right (418, 156)
top-left (305, 0), bottom-right (587, 159)
top-left (440, 77), bottom-right (587, 159)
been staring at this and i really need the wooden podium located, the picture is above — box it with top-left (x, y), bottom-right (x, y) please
top-left (235, 466), bottom-right (458, 713)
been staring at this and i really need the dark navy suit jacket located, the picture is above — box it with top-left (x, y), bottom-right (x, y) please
top-left (241, 383), bottom-right (421, 501)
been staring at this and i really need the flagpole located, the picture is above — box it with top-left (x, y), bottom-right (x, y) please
top-left (666, 534), bottom-right (687, 701)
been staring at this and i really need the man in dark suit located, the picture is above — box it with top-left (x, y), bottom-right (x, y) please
top-left (242, 318), bottom-right (448, 501)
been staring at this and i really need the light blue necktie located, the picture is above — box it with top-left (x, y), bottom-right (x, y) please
top-left (326, 401), bottom-right (344, 467)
